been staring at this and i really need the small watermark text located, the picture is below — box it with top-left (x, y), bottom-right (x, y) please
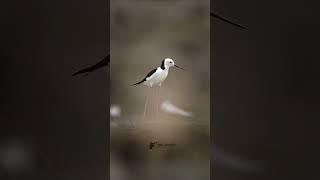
top-left (149, 141), bottom-right (176, 150)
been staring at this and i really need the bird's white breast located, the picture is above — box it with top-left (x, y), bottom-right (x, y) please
top-left (145, 68), bottom-right (168, 87)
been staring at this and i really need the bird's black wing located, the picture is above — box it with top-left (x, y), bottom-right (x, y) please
top-left (211, 12), bottom-right (246, 29)
top-left (131, 68), bottom-right (157, 86)
top-left (72, 54), bottom-right (110, 76)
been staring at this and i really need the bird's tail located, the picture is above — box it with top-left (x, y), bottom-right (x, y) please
top-left (72, 55), bottom-right (109, 76)
top-left (131, 80), bottom-right (144, 86)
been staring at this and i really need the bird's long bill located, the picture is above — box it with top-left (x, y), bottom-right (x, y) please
top-left (211, 13), bottom-right (246, 29)
top-left (174, 65), bottom-right (184, 70)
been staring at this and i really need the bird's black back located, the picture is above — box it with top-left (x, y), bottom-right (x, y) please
top-left (131, 68), bottom-right (157, 86)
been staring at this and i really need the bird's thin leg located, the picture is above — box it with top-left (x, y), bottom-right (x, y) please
top-left (153, 86), bottom-right (157, 121)
top-left (156, 85), bottom-right (161, 120)
top-left (143, 86), bottom-right (151, 120)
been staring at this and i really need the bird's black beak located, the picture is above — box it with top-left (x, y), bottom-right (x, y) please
top-left (211, 12), bottom-right (247, 29)
top-left (174, 65), bottom-right (184, 70)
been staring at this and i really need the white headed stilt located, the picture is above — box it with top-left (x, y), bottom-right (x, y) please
top-left (131, 58), bottom-right (184, 120)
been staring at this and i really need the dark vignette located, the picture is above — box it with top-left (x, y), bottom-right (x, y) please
top-left (0, 0), bottom-right (110, 180)
top-left (212, 0), bottom-right (320, 180)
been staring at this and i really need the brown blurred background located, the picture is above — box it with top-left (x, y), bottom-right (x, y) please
top-left (110, 0), bottom-right (210, 179)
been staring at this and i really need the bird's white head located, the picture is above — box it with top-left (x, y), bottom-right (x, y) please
top-left (161, 58), bottom-right (184, 70)
top-left (162, 58), bottom-right (174, 69)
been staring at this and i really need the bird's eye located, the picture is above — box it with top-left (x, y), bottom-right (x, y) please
top-left (170, 62), bottom-right (172, 63)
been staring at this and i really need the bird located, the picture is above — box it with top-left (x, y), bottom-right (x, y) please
top-left (211, 12), bottom-right (246, 29)
top-left (72, 54), bottom-right (110, 76)
top-left (131, 58), bottom-right (184, 120)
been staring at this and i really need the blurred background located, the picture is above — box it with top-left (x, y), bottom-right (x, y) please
top-left (213, 0), bottom-right (320, 179)
top-left (110, 0), bottom-right (210, 179)
top-left (1, 0), bottom-right (108, 179)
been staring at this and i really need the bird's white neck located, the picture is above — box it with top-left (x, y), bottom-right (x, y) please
top-left (160, 66), bottom-right (169, 71)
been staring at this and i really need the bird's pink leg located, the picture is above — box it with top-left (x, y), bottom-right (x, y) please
top-left (156, 85), bottom-right (161, 120)
top-left (143, 86), bottom-right (151, 120)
